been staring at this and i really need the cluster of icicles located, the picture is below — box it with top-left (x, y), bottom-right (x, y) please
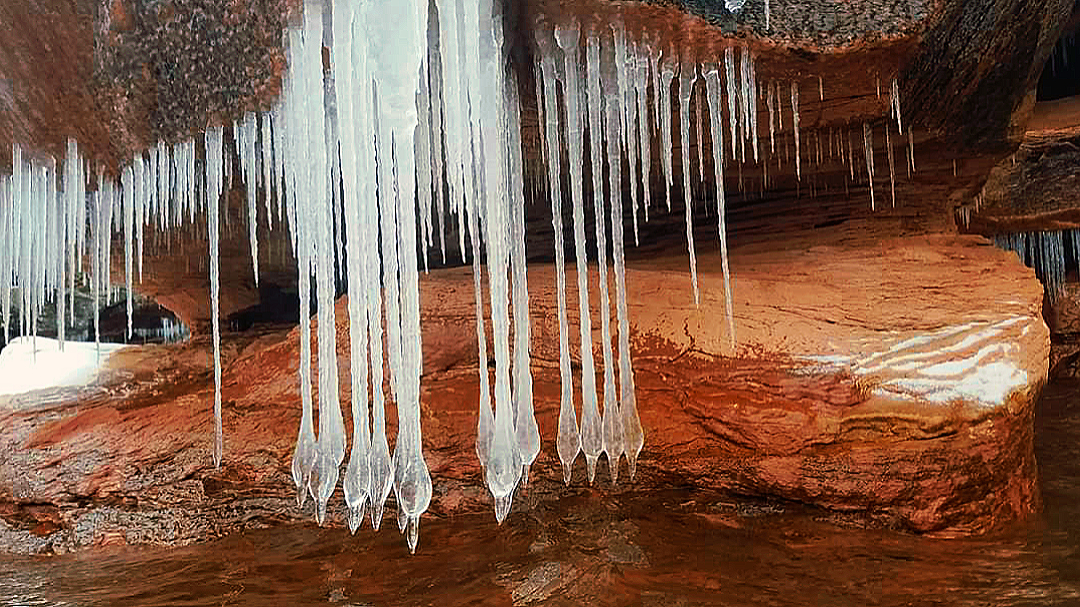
top-left (0, 0), bottom-right (921, 554)
top-left (993, 230), bottom-right (1080, 301)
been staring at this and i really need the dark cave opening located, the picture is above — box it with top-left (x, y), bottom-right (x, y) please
top-left (1035, 3), bottom-right (1080, 101)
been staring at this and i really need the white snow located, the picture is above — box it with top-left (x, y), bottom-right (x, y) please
top-left (0, 337), bottom-right (126, 396)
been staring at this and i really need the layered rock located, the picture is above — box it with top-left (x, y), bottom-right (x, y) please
top-left (0, 231), bottom-right (1047, 552)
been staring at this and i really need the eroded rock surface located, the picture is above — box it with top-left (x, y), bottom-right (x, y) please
top-left (0, 232), bottom-right (1047, 552)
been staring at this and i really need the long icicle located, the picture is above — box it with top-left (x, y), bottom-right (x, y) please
top-left (537, 23), bottom-right (580, 486)
top-left (704, 65), bottom-right (736, 349)
top-left (586, 30), bottom-right (623, 484)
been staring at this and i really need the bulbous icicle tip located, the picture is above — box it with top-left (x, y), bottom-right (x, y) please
top-left (406, 516), bottom-right (420, 554)
top-left (554, 21), bottom-right (580, 50)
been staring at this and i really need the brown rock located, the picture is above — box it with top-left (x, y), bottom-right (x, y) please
top-left (0, 232), bottom-right (1046, 551)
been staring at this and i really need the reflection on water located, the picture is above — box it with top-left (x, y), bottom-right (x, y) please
top-left (3, 380), bottom-right (1080, 607)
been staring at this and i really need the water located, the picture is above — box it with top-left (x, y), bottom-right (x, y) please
top-left (3, 378), bottom-right (1080, 605)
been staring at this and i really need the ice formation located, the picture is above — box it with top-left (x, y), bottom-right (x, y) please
top-left (0, 0), bottom-right (929, 554)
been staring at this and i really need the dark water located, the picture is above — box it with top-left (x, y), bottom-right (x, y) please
top-left (4, 381), bottom-right (1080, 607)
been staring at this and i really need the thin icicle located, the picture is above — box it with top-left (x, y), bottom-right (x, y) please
top-left (724, 48), bottom-right (738, 161)
top-left (206, 126), bottom-right (225, 469)
top-left (122, 165), bottom-right (134, 340)
top-left (791, 81), bottom-right (801, 181)
top-left (887, 125), bottom-right (896, 208)
top-left (678, 57), bottom-right (701, 305)
top-left (695, 71), bottom-right (706, 188)
top-left (633, 41), bottom-right (653, 222)
top-left (612, 23), bottom-right (640, 247)
top-left (659, 54), bottom-right (676, 213)
top-left (704, 65), bottom-right (736, 350)
top-left (864, 122), bottom-right (876, 210)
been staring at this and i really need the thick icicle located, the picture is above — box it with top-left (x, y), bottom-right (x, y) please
top-left (586, 31), bottom-right (623, 483)
top-left (557, 22), bottom-right (601, 484)
top-left (285, 23), bottom-right (318, 509)
top-left (603, 59), bottom-right (644, 482)
top-left (678, 57), bottom-right (701, 305)
top-left (369, 0), bottom-right (430, 550)
top-left (537, 24), bottom-right (580, 486)
top-left (332, 0), bottom-right (371, 533)
top-left (507, 72), bottom-right (539, 483)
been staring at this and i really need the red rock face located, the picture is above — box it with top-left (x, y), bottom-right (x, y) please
top-left (0, 0), bottom-right (1071, 553)
top-left (0, 232), bottom-right (1046, 551)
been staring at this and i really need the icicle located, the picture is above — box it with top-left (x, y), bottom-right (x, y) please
top-left (678, 57), bottom-right (701, 305)
top-left (887, 125), bottom-right (896, 208)
top-left (603, 61), bottom-right (644, 482)
top-left (791, 81), bottom-right (800, 181)
top-left (122, 164), bottom-right (134, 340)
top-left (507, 74), bottom-right (539, 484)
top-left (908, 127), bottom-right (916, 175)
top-left (890, 78), bottom-right (902, 134)
top-left (135, 154), bottom-right (145, 284)
top-left (659, 54), bottom-right (676, 213)
top-left (537, 23), bottom-right (579, 486)
top-left (205, 126), bottom-right (225, 469)
top-left (765, 0), bottom-right (770, 30)
top-left (767, 79), bottom-right (776, 155)
top-left (239, 112), bottom-right (260, 285)
top-left (612, 23), bottom-right (640, 246)
top-left (557, 22), bottom-right (601, 485)
top-left (818, 75), bottom-right (824, 101)
top-left (426, 10), bottom-right (447, 264)
top-left (747, 50), bottom-right (759, 163)
top-left (261, 113), bottom-right (274, 230)
top-left (585, 31), bottom-right (622, 484)
top-left (705, 67), bottom-right (736, 351)
top-left (285, 22), bottom-right (317, 508)
top-left (634, 41), bottom-right (653, 221)
top-left (863, 122), bottom-right (876, 210)
top-left (695, 71), bottom-right (706, 187)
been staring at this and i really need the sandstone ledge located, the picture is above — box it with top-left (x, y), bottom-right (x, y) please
top-left (0, 233), bottom-right (1047, 553)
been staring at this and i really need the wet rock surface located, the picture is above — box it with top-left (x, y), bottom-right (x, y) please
top-left (0, 232), bottom-right (1047, 552)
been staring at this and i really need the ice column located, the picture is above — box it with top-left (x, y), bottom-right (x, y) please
top-left (536, 24), bottom-right (580, 486)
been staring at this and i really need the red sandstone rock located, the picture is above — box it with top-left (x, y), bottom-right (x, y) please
top-left (0, 232), bottom-right (1046, 551)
